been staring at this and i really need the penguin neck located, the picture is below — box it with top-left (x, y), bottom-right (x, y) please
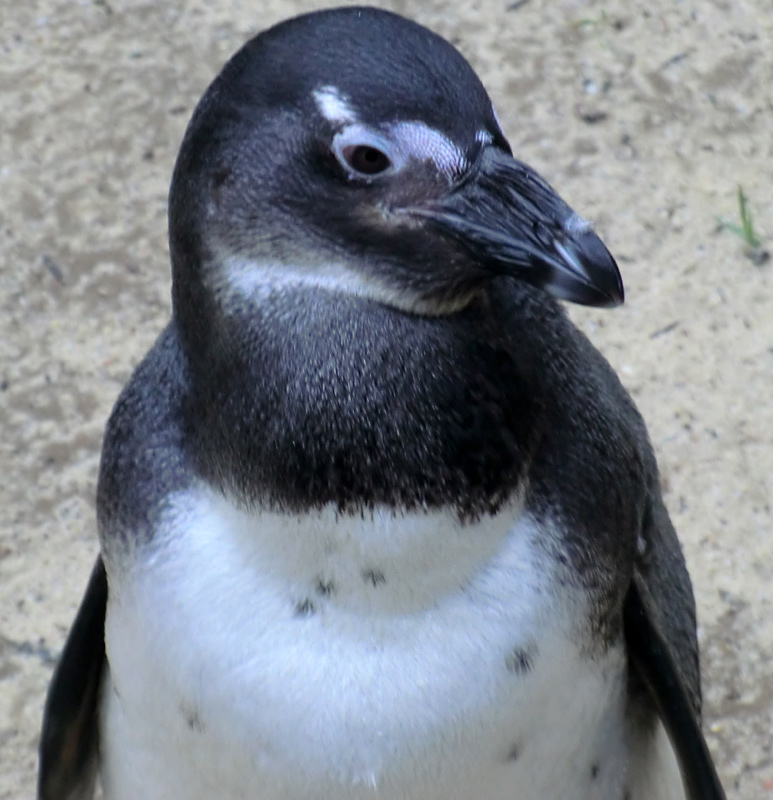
top-left (182, 280), bottom-right (547, 518)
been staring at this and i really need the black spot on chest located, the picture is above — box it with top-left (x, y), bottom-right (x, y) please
top-left (505, 645), bottom-right (536, 676)
top-left (294, 598), bottom-right (317, 616)
top-left (180, 701), bottom-right (205, 733)
top-left (506, 743), bottom-right (520, 762)
top-left (315, 578), bottom-right (336, 597)
top-left (363, 568), bottom-right (386, 587)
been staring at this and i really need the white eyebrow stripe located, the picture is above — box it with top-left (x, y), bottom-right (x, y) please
top-left (387, 121), bottom-right (466, 174)
top-left (313, 85), bottom-right (358, 124)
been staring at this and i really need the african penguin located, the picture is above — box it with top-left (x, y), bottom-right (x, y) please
top-left (39, 7), bottom-right (725, 800)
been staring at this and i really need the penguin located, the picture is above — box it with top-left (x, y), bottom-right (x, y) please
top-left (38, 7), bottom-right (726, 800)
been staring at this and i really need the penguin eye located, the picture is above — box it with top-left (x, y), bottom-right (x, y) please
top-left (331, 125), bottom-right (398, 181)
top-left (341, 144), bottom-right (392, 176)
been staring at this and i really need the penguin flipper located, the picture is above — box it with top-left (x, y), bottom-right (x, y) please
top-left (38, 556), bottom-right (107, 800)
top-left (624, 490), bottom-right (726, 800)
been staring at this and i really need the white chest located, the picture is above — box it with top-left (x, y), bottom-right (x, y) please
top-left (100, 487), bottom-right (681, 800)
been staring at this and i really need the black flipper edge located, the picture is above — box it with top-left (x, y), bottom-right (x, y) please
top-left (38, 556), bottom-right (108, 800)
top-left (624, 577), bottom-right (726, 800)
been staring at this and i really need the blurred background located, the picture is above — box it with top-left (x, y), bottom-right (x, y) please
top-left (1, 1), bottom-right (771, 797)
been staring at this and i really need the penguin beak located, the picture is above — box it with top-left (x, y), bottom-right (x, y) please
top-left (413, 147), bottom-right (624, 308)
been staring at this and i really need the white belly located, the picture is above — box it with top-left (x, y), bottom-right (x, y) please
top-left (100, 486), bottom-right (683, 800)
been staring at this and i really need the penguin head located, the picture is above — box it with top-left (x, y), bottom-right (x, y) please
top-left (169, 6), bottom-right (623, 339)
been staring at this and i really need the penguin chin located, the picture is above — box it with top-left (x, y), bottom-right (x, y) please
top-left (213, 251), bottom-right (485, 317)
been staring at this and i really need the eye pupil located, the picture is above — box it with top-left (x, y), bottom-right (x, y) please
top-left (342, 144), bottom-right (391, 176)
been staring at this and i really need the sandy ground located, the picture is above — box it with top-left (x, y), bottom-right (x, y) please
top-left (1, 0), bottom-right (771, 797)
